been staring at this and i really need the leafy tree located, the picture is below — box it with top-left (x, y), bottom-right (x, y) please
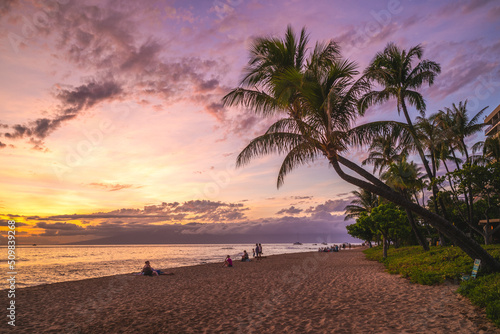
top-left (370, 203), bottom-right (409, 258)
top-left (348, 203), bottom-right (409, 257)
top-left (444, 162), bottom-right (500, 244)
top-left (346, 213), bottom-right (376, 247)
top-left (381, 158), bottom-right (429, 250)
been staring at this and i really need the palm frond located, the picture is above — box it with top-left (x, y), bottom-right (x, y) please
top-left (236, 132), bottom-right (306, 168)
top-left (277, 142), bottom-right (321, 188)
top-left (222, 88), bottom-right (283, 116)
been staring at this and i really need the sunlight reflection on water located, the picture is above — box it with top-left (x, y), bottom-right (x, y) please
top-left (0, 243), bottom-right (341, 287)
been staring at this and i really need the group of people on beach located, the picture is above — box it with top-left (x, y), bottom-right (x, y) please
top-left (224, 243), bottom-right (264, 267)
top-left (253, 243), bottom-right (263, 259)
top-left (318, 243), bottom-right (351, 252)
top-left (141, 243), bottom-right (265, 274)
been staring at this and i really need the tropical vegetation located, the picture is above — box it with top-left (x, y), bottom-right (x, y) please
top-left (222, 25), bottom-right (500, 272)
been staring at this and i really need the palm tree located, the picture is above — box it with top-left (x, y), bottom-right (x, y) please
top-left (436, 101), bottom-right (488, 231)
top-left (359, 43), bottom-right (453, 246)
top-left (361, 128), bottom-right (408, 175)
top-left (344, 189), bottom-right (380, 248)
top-left (381, 158), bottom-right (430, 250)
top-left (437, 101), bottom-right (487, 164)
top-left (473, 136), bottom-right (500, 163)
top-left (415, 114), bottom-right (442, 178)
top-left (344, 189), bottom-right (379, 220)
top-left (359, 43), bottom-right (441, 182)
top-left (222, 26), bottom-right (500, 272)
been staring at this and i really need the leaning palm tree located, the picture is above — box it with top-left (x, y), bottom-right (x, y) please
top-left (344, 189), bottom-right (379, 220)
top-left (222, 26), bottom-right (500, 272)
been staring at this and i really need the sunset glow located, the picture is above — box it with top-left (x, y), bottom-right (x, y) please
top-left (1, 0), bottom-right (499, 244)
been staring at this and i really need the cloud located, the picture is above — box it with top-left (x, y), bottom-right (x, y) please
top-left (37, 221), bottom-right (84, 230)
top-left (42, 200), bottom-right (248, 223)
top-left (196, 78), bottom-right (220, 93)
top-left (36, 221), bottom-right (89, 236)
top-left (28, 216), bottom-right (357, 243)
top-left (57, 80), bottom-right (122, 114)
top-left (164, 4), bottom-right (196, 23)
top-left (0, 0), bottom-right (17, 18)
top-left (1, 1), bottom-right (226, 148)
top-left (205, 102), bottom-right (226, 122)
top-left (88, 182), bottom-right (136, 191)
top-left (306, 199), bottom-right (350, 214)
top-left (276, 206), bottom-right (303, 215)
top-left (13, 197), bottom-right (363, 244)
top-left (2, 79), bottom-right (122, 146)
top-left (437, 0), bottom-right (495, 15)
top-left (292, 196), bottom-right (313, 200)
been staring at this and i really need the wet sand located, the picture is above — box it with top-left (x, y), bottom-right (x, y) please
top-left (4, 248), bottom-right (499, 333)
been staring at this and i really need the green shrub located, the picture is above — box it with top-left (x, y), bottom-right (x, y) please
top-left (486, 301), bottom-right (500, 327)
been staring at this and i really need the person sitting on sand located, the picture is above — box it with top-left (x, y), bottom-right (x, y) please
top-left (142, 261), bottom-right (158, 276)
top-left (241, 250), bottom-right (250, 262)
top-left (141, 261), bottom-right (174, 276)
top-left (223, 255), bottom-right (233, 267)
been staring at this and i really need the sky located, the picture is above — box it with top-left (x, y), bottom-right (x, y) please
top-left (0, 0), bottom-right (499, 244)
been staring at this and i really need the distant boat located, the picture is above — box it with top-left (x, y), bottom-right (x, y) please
top-left (293, 242), bottom-right (302, 245)
top-left (32, 244), bottom-right (37, 246)
top-left (322, 242), bottom-right (327, 245)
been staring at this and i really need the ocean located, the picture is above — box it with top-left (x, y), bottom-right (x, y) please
top-left (0, 243), bottom-right (342, 288)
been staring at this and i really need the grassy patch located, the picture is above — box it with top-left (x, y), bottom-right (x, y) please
top-left (364, 244), bottom-right (500, 327)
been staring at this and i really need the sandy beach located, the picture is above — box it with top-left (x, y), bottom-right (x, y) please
top-left (4, 248), bottom-right (499, 333)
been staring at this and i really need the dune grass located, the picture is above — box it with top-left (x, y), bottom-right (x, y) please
top-left (364, 245), bottom-right (500, 327)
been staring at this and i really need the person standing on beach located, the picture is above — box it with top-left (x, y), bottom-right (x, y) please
top-left (258, 243), bottom-right (263, 258)
top-left (255, 243), bottom-right (260, 260)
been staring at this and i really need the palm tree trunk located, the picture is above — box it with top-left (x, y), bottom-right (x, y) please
top-left (399, 99), bottom-right (450, 233)
top-left (462, 142), bottom-right (477, 233)
top-left (339, 154), bottom-right (440, 249)
top-left (337, 156), bottom-right (392, 191)
top-left (328, 154), bottom-right (500, 272)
